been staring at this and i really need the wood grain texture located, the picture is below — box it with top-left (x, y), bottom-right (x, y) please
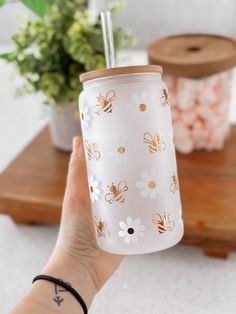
top-left (0, 128), bottom-right (69, 224)
top-left (177, 126), bottom-right (236, 257)
top-left (148, 34), bottom-right (236, 78)
top-left (0, 126), bottom-right (236, 257)
top-left (80, 65), bottom-right (163, 83)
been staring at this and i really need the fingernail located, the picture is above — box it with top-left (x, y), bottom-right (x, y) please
top-left (73, 137), bottom-right (81, 152)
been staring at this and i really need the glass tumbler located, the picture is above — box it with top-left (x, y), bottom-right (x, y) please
top-left (79, 65), bottom-right (183, 255)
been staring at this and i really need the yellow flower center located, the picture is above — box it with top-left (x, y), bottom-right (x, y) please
top-left (148, 180), bottom-right (156, 189)
top-left (139, 103), bottom-right (147, 111)
top-left (118, 146), bottom-right (125, 154)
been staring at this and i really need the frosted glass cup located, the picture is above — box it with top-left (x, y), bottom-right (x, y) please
top-left (79, 65), bottom-right (184, 255)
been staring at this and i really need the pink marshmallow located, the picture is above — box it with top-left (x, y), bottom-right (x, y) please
top-left (173, 121), bottom-right (190, 139)
top-left (181, 108), bottom-right (197, 126)
top-left (174, 137), bottom-right (194, 154)
top-left (171, 107), bottom-right (181, 121)
top-left (195, 139), bottom-right (208, 150)
top-left (167, 70), bottom-right (232, 153)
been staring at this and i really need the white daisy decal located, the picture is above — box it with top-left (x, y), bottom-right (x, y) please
top-left (80, 106), bottom-right (90, 128)
top-left (131, 91), bottom-right (149, 112)
top-left (88, 174), bottom-right (100, 202)
top-left (136, 169), bottom-right (164, 199)
top-left (118, 217), bottom-right (146, 244)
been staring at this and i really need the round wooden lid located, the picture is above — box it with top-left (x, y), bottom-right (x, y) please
top-left (80, 65), bottom-right (162, 83)
top-left (148, 34), bottom-right (236, 78)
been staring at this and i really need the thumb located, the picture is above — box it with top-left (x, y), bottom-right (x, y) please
top-left (63, 137), bottom-right (90, 210)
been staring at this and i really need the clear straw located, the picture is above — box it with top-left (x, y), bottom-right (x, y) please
top-left (100, 10), bottom-right (116, 68)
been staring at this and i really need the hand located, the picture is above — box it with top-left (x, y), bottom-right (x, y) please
top-left (43, 137), bottom-right (123, 306)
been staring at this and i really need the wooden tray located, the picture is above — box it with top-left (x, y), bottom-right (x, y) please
top-left (0, 126), bottom-right (236, 258)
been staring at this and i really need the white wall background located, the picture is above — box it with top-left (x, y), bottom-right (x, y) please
top-left (1, 0), bottom-right (236, 48)
top-left (0, 2), bottom-right (34, 47)
top-left (90, 0), bottom-right (236, 47)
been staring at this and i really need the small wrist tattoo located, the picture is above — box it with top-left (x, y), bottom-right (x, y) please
top-left (53, 278), bottom-right (72, 307)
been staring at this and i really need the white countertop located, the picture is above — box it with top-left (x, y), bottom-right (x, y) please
top-left (1, 50), bottom-right (236, 314)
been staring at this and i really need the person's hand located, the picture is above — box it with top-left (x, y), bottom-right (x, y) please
top-left (43, 137), bottom-right (123, 306)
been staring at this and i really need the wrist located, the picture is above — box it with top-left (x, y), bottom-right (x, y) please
top-left (42, 248), bottom-right (97, 308)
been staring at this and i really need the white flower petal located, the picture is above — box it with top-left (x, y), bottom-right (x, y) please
top-left (131, 234), bottom-right (138, 243)
top-left (133, 218), bottom-right (141, 226)
top-left (93, 180), bottom-right (98, 187)
top-left (141, 188), bottom-right (148, 198)
top-left (132, 93), bottom-right (140, 104)
top-left (135, 231), bottom-right (144, 238)
top-left (124, 236), bottom-right (131, 244)
top-left (141, 171), bottom-right (149, 181)
top-left (136, 181), bottom-right (146, 188)
top-left (93, 193), bottom-right (99, 201)
top-left (150, 189), bottom-right (156, 199)
top-left (118, 230), bottom-right (127, 237)
top-left (141, 91), bottom-right (147, 102)
top-left (126, 217), bottom-right (133, 227)
top-left (94, 188), bottom-right (100, 195)
top-left (138, 224), bottom-right (146, 231)
top-left (119, 221), bottom-right (127, 230)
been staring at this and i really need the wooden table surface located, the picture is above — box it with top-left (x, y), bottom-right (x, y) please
top-left (0, 126), bottom-right (236, 258)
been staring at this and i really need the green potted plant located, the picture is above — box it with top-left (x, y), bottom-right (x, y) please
top-left (0, 0), bottom-right (132, 151)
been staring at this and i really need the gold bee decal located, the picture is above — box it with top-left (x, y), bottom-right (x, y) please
top-left (85, 140), bottom-right (101, 161)
top-left (143, 132), bottom-right (166, 153)
top-left (161, 87), bottom-right (170, 107)
top-left (170, 173), bottom-right (179, 193)
top-left (94, 216), bottom-right (110, 239)
top-left (95, 90), bottom-right (116, 115)
top-left (152, 212), bottom-right (175, 234)
top-left (105, 181), bottom-right (128, 204)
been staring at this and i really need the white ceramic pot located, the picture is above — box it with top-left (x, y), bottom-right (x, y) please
top-left (49, 103), bottom-right (82, 152)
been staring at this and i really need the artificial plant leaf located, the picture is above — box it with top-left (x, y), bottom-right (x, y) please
top-left (0, 0), bottom-right (6, 7)
top-left (0, 51), bottom-right (16, 61)
top-left (20, 0), bottom-right (48, 17)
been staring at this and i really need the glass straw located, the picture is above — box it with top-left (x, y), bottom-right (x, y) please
top-left (100, 10), bottom-right (116, 68)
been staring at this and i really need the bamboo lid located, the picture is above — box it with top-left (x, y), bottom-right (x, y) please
top-left (80, 65), bottom-right (162, 83)
top-left (148, 34), bottom-right (236, 78)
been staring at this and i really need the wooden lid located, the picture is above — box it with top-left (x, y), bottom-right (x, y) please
top-left (148, 34), bottom-right (236, 78)
top-left (80, 65), bottom-right (162, 83)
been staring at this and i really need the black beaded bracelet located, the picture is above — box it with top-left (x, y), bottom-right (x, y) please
top-left (32, 275), bottom-right (88, 314)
